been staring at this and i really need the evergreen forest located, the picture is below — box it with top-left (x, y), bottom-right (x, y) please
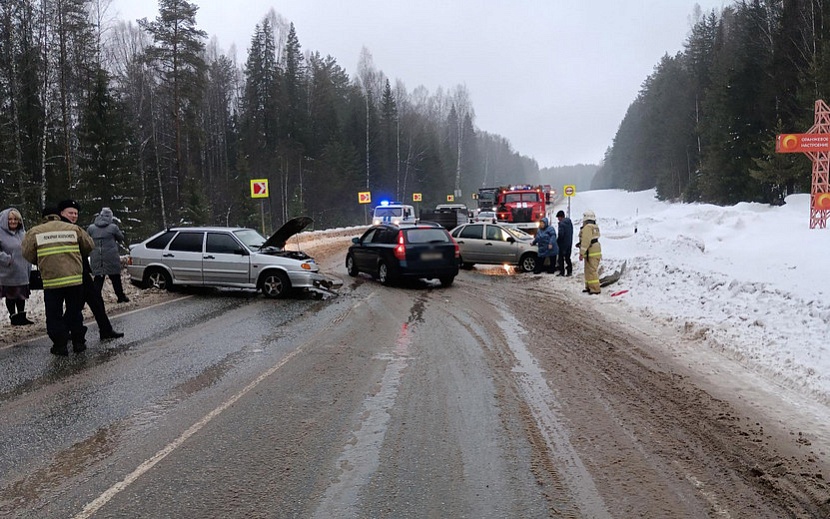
top-left (0, 0), bottom-right (543, 240)
top-left (1, 0), bottom-right (825, 241)
top-left (593, 1), bottom-right (826, 205)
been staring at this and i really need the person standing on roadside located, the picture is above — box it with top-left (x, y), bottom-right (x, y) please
top-left (88, 207), bottom-right (129, 303)
top-left (578, 209), bottom-right (602, 294)
top-left (555, 210), bottom-right (573, 277)
top-left (58, 200), bottom-right (124, 341)
top-left (530, 217), bottom-right (559, 274)
top-left (0, 208), bottom-right (34, 325)
top-left (22, 206), bottom-right (93, 355)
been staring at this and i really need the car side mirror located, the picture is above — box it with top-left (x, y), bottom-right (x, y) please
top-left (234, 248), bottom-right (247, 255)
top-left (507, 237), bottom-right (515, 243)
top-left (352, 237), bottom-right (360, 244)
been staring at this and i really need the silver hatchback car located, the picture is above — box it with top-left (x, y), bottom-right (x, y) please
top-left (127, 217), bottom-right (338, 298)
top-left (450, 222), bottom-right (538, 272)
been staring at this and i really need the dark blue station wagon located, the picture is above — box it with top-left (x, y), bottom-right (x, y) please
top-left (346, 223), bottom-right (459, 287)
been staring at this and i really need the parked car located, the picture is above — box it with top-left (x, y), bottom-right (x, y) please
top-left (345, 223), bottom-right (459, 287)
top-left (450, 222), bottom-right (538, 272)
top-left (473, 210), bottom-right (497, 223)
top-left (127, 217), bottom-right (338, 298)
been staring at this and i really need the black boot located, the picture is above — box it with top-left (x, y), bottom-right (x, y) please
top-left (50, 342), bottom-right (69, 356)
top-left (10, 313), bottom-right (27, 326)
top-left (20, 312), bottom-right (34, 325)
top-left (100, 329), bottom-right (125, 340)
top-left (112, 275), bottom-right (130, 303)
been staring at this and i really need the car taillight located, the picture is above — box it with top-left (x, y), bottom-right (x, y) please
top-left (394, 231), bottom-right (406, 260)
top-left (451, 236), bottom-right (460, 258)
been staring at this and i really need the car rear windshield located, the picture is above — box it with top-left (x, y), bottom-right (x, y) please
top-left (405, 228), bottom-right (451, 244)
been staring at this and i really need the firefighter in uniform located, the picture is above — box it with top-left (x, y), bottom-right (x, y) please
top-left (578, 209), bottom-right (602, 294)
top-left (22, 207), bottom-right (94, 355)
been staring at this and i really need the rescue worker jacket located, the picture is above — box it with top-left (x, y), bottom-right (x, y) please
top-left (21, 215), bottom-right (94, 289)
top-left (578, 220), bottom-right (602, 258)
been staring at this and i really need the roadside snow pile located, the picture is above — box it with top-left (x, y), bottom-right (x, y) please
top-left (559, 189), bottom-right (830, 402)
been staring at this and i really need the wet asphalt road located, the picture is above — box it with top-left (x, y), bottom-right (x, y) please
top-left (0, 289), bottom-right (333, 517)
top-left (0, 276), bottom-right (550, 518)
top-left (1, 255), bottom-right (828, 517)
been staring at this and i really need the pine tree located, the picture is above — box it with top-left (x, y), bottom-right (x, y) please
top-left (749, 122), bottom-right (810, 204)
top-left (76, 67), bottom-right (138, 232)
top-left (139, 0), bottom-right (207, 222)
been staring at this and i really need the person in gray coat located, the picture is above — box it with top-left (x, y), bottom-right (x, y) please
top-left (87, 207), bottom-right (129, 303)
top-left (0, 208), bottom-right (34, 325)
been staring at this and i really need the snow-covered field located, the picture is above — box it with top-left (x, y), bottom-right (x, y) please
top-left (557, 189), bottom-right (830, 404)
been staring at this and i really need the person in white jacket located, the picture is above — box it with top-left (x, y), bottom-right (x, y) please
top-left (0, 208), bottom-right (34, 325)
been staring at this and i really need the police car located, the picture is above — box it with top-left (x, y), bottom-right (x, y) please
top-left (371, 201), bottom-right (416, 225)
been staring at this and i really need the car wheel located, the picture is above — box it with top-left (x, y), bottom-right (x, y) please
top-left (261, 271), bottom-right (291, 298)
top-left (377, 261), bottom-right (393, 286)
top-left (144, 267), bottom-right (171, 290)
top-left (458, 256), bottom-right (474, 270)
top-left (519, 254), bottom-right (537, 273)
top-left (439, 276), bottom-right (455, 287)
top-left (346, 254), bottom-right (359, 277)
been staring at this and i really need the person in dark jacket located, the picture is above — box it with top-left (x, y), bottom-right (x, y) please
top-left (88, 207), bottom-right (129, 302)
top-left (58, 200), bottom-right (125, 342)
top-left (555, 210), bottom-right (574, 277)
top-left (22, 207), bottom-right (94, 355)
top-left (0, 208), bottom-right (34, 325)
top-left (530, 217), bottom-right (559, 274)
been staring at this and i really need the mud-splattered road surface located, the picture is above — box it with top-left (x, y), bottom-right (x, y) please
top-left (0, 234), bottom-right (828, 518)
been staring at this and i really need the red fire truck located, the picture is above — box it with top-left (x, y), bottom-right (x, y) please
top-left (494, 184), bottom-right (553, 234)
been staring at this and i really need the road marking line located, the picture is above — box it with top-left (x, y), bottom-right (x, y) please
top-left (72, 336), bottom-right (308, 518)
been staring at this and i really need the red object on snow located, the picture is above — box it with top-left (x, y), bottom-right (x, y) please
top-left (610, 290), bottom-right (629, 297)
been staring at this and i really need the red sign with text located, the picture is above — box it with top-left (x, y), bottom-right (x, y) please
top-left (776, 133), bottom-right (830, 153)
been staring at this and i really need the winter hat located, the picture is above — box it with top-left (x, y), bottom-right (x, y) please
top-left (556, 210), bottom-right (565, 218)
top-left (58, 199), bottom-right (81, 212)
top-left (540, 217), bottom-right (549, 227)
top-left (100, 207), bottom-right (113, 218)
top-left (41, 206), bottom-right (60, 218)
top-left (583, 210), bottom-right (596, 220)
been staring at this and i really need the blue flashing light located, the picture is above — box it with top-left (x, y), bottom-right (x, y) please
top-left (380, 200), bottom-right (390, 206)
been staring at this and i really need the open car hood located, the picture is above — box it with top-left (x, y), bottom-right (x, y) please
top-left (260, 216), bottom-right (313, 250)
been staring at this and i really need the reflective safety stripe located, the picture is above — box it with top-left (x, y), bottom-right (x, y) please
top-left (586, 278), bottom-right (600, 286)
top-left (39, 244), bottom-right (81, 257)
top-left (587, 251), bottom-right (602, 257)
top-left (42, 274), bottom-right (83, 288)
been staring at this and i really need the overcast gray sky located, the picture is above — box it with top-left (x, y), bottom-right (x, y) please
top-left (110, 0), bottom-right (726, 168)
